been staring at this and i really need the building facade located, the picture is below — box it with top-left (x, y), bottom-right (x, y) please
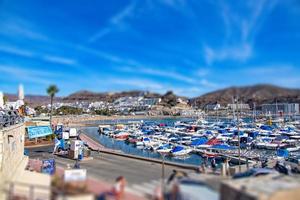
top-left (261, 103), bottom-right (299, 115)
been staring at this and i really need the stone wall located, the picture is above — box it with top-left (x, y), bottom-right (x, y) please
top-left (0, 124), bottom-right (27, 182)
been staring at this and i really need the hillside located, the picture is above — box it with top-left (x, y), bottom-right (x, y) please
top-left (5, 93), bottom-right (62, 107)
top-left (5, 84), bottom-right (300, 109)
top-left (190, 84), bottom-right (300, 108)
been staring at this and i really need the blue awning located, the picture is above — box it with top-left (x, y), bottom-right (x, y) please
top-left (27, 126), bottom-right (53, 139)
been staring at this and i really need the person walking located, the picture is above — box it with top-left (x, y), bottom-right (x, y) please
top-left (211, 158), bottom-right (217, 173)
top-left (73, 159), bottom-right (80, 169)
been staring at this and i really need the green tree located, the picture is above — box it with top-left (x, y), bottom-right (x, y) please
top-left (3, 95), bottom-right (8, 104)
top-left (47, 85), bottom-right (59, 126)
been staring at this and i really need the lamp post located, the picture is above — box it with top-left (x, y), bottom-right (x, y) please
top-left (160, 152), bottom-right (166, 198)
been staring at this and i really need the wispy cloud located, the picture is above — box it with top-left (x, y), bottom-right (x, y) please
top-left (242, 64), bottom-right (294, 75)
top-left (204, 0), bottom-right (278, 64)
top-left (42, 55), bottom-right (77, 66)
top-left (0, 14), bottom-right (49, 41)
top-left (0, 44), bottom-right (77, 66)
top-left (120, 66), bottom-right (196, 84)
top-left (204, 43), bottom-right (252, 64)
top-left (88, 1), bottom-right (136, 43)
top-left (0, 64), bottom-right (57, 85)
top-left (108, 77), bottom-right (164, 91)
top-left (0, 45), bottom-right (35, 57)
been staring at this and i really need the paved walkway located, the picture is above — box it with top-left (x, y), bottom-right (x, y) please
top-left (79, 133), bottom-right (107, 151)
top-left (28, 159), bottom-right (145, 200)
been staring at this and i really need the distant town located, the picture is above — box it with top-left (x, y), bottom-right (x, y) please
top-left (1, 84), bottom-right (299, 119)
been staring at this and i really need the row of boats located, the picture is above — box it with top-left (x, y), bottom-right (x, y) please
top-left (97, 118), bottom-right (300, 162)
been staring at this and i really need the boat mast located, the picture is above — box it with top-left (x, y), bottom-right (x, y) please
top-left (231, 96), bottom-right (236, 121)
top-left (253, 102), bottom-right (256, 124)
top-left (235, 96), bottom-right (241, 172)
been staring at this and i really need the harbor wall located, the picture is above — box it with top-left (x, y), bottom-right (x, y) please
top-left (0, 124), bottom-right (27, 182)
top-left (52, 115), bottom-right (187, 125)
top-left (0, 124), bottom-right (51, 200)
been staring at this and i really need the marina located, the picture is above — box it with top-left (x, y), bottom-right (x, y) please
top-left (79, 117), bottom-right (300, 171)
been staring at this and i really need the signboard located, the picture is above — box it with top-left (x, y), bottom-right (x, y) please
top-left (41, 159), bottom-right (56, 175)
top-left (64, 169), bottom-right (87, 182)
top-left (62, 131), bottom-right (69, 140)
top-left (27, 126), bottom-right (52, 139)
top-left (69, 128), bottom-right (77, 137)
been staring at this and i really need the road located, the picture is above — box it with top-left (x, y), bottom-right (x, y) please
top-left (28, 146), bottom-right (194, 197)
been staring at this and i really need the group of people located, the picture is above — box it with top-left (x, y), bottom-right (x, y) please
top-left (97, 176), bottom-right (126, 200)
top-left (198, 157), bottom-right (218, 174)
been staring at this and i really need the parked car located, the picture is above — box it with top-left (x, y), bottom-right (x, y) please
top-left (233, 168), bottom-right (278, 179)
top-left (285, 156), bottom-right (300, 173)
top-left (0, 109), bottom-right (23, 128)
top-left (0, 110), bottom-right (10, 127)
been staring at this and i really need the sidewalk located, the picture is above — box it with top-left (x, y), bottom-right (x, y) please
top-left (79, 133), bottom-right (106, 151)
top-left (28, 159), bottom-right (146, 200)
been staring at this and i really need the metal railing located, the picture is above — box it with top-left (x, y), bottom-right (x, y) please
top-left (3, 181), bottom-right (50, 200)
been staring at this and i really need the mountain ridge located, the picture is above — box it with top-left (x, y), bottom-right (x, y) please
top-left (4, 84), bottom-right (300, 108)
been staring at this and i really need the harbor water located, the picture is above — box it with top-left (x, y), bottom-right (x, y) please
top-left (82, 126), bottom-right (205, 166)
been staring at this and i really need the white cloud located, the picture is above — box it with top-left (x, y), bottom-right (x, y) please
top-left (197, 68), bottom-right (209, 76)
top-left (0, 44), bottom-right (77, 67)
top-left (243, 64), bottom-right (294, 75)
top-left (0, 64), bottom-right (57, 85)
top-left (88, 1), bottom-right (136, 43)
top-left (120, 66), bottom-right (196, 84)
top-left (0, 45), bottom-right (35, 57)
top-left (0, 15), bottom-right (49, 41)
top-left (108, 78), bottom-right (164, 91)
top-left (42, 55), bottom-right (77, 66)
top-left (204, 0), bottom-right (278, 64)
top-left (204, 43), bottom-right (252, 64)
top-left (88, 28), bottom-right (111, 43)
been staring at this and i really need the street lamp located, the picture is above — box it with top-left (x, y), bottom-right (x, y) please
top-left (159, 152), bottom-right (167, 197)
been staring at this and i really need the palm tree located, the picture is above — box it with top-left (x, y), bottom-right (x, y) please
top-left (47, 85), bottom-right (59, 126)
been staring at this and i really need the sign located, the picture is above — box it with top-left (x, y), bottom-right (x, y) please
top-left (69, 128), bottom-right (77, 137)
top-left (27, 126), bottom-right (52, 139)
top-left (41, 159), bottom-right (56, 175)
top-left (64, 169), bottom-right (87, 182)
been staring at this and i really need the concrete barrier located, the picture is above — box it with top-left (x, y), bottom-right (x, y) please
top-left (79, 133), bottom-right (198, 171)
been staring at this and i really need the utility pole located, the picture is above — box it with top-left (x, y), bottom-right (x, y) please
top-left (161, 153), bottom-right (166, 198)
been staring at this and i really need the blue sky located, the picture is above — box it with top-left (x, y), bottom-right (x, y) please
top-left (0, 0), bottom-right (299, 97)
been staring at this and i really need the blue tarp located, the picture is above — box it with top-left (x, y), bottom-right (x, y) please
top-left (27, 126), bottom-right (52, 139)
top-left (206, 131), bottom-right (213, 135)
top-left (218, 129), bottom-right (227, 134)
top-left (172, 146), bottom-right (184, 152)
top-left (249, 131), bottom-right (259, 138)
top-left (211, 144), bottom-right (236, 150)
top-left (191, 138), bottom-right (208, 146)
top-left (276, 135), bottom-right (289, 141)
top-left (277, 149), bottom-right (289, 158)
top-left (260, 125), bottom-right (274, 131)
top-left (233, 130), bottom-right (244, 135)
top-left (157, 144), bottom-right (172, 150)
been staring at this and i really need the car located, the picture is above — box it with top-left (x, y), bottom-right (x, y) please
top-left (285, 156), bottom-right (300, 172)
top-left (0, 110), bottom-right (10, 127)
top-left (233, 168), bottom-right (278, 179)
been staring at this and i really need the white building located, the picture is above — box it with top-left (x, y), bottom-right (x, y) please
top-left (227, 103), bottom-right (250, 110)
top-left (0, 91), bottom-right (3, 109)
